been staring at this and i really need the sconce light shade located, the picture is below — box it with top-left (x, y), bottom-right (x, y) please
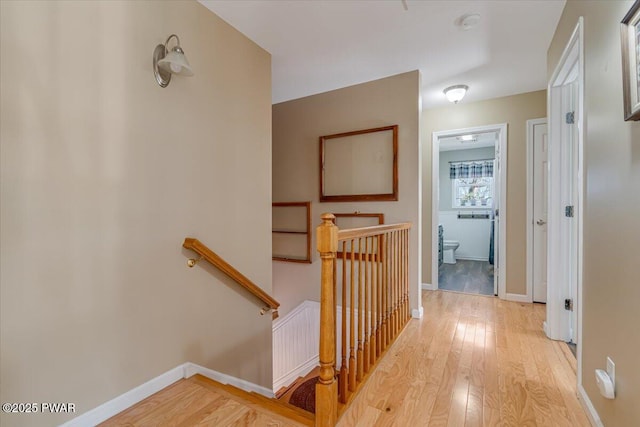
top-left (443, 85), bottom-right (469, 103)
top-left (153, 34), bottom-right (194, 88)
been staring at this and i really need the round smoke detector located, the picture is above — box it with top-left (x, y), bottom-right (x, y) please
top-left (458, 13), bottom-right (481, 31)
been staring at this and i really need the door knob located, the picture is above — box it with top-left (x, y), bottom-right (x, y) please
top-left (536, 219), bottom-right (546, 226)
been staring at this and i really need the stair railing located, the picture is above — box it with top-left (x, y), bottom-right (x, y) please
top-left (315, 213), bottom-right (411, 426)
top-left (183, 237), bottom-right (280, 319)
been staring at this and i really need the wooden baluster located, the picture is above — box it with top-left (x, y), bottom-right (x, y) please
top-left (385, 232), bottom-right (391, 347)
top-left (376, 234), bottom-right (384, 357)
top-left (400, 229), bottom-right (405, 326)
top-left (371, 236), bottom-right (380, 365)
top-left (396, 230), bottom-right (400, 334)
top-left (357, 238), bottom-right (364, 383)
top-left (316, 213), bottom-right (338, 427)
top-left (364, 236), bottom-right (370, 373)
top-left (381, 233), bottom-right (388, 350)
top-left (392, 230), bottom-right (398, 338)
top-left (339, 241), bottom-right (348, 403)
top-left (349, 240), bottom-right (356, 392)
top-left (404, 228), bottom-right (409, 324)
top-left (374, 234), bottom-right (381, 360)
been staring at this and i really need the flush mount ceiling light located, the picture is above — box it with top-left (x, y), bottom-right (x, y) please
top-left (443, 85), bottom-right (469, 104)
top-left (459, 134), bottom-right (476, 142)
top-left (153, 34), bottom-right (194, 88)
top-left (457, 13), bottom-right (481, 31)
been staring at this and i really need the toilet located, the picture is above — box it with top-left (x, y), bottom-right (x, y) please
top-left (443, 240), bottom-right (460, 264)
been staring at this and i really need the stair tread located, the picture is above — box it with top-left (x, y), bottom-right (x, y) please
top-left (188, 374), bottom-right (314, 425)
top-left (277, 375), bottom-right (304, 399)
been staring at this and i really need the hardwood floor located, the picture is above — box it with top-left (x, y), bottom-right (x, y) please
top-left (99, 375), bottom-right (311, 426)
top-left (336, 290), bottom-right (590, 426)
top-left (100, 290), bottom-right (589, 426)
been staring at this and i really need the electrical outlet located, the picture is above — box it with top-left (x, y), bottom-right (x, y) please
top-left (606, 357), bottom-right (615, 389)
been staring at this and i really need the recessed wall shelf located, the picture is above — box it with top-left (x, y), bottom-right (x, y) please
top-left (272, 202), bottom-right (312, 263)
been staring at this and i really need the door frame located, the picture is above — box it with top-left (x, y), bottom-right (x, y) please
top-left (431, 123), bottom-right (508, 299)
top-left (526, 118), bottom-right (548, 303)
top-left (546, 17), bottom-right (584, 384)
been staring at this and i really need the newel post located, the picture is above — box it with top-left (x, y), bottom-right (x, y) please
top-left (316, 213), bottom-right (338, 427)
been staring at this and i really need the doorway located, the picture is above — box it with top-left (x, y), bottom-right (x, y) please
top-left (431, 123), bottom-right (507, 298)
top-left (545, 17), bottom-right (584, 373)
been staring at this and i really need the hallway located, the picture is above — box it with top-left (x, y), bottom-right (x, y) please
top-left (337, 290), bottom-right (590, 426)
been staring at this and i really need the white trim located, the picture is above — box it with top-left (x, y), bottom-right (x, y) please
top-left (412, 306), bottom-right (424, 318)
top-left (273, 356), bottom-right (319, 393)
top-left (578, 384), bottom-right (604, 427)
top-left (547, 15), bottom-right (586, 403)
top-left (59, 365), bottom-right (186, 427)
top-left (546, 16), bottom-right (584, 350)
top-left (504, 293), bottom-right (532, 303)
top-left (432, 123), bottom-right (507, 300)
top-left (185, 362), bottom-right (274, 398)
top-left (421, 282), bottom-right (436, 291)
top-left (59, 362), bottom-right (272, 427)
top-left (526, 118), bottom-right (547, 304)
top-left (456, 256), bottom-right (489, 262)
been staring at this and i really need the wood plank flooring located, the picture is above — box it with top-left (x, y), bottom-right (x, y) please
top-left (336, 290), bottom-right (590, 426)
top-left (99, 290), bottom-right (589, 426)
top-left (99, 375), bottom-right (310, 427)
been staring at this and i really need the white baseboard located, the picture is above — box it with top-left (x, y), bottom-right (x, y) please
top-left (504, 293), bottom-right (532, 303)
top-left (456, 256), bottom-right (489, 262)
top-left (578, 384), bottom-right (604, 427)
top-left (60, 362), bottom-right (271, 427)
top-left (59, 365), bottom-right (185, 427)
top-left (185, 362), bottom-right (274, 398)
top-left (412, 306), bottom-right (424, 319)
top-left (421, 283), bottom-right (437, 291)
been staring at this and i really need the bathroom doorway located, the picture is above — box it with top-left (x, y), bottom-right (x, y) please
top-left (431, 124), bottom-right (507, 297)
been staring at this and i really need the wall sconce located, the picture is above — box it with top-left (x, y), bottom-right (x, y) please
top-left (443, 85), bottom-right (469, 103)
top-left (153, 34), bottom-right (194, 88)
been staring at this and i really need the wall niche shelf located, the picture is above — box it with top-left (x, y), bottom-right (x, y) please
top-left (272, 202), bottom-right (312, 263)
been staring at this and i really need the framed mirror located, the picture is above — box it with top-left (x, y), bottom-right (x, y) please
top-left (320, 125), bottom-right (398, 202)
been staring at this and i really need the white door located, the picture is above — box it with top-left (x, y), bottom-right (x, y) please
top-left (493, 146), bottom-right (500, 296)
top-left (567, 81), bottom-right (579, 343)
top-left (532, 123), bottom-right (549, 302)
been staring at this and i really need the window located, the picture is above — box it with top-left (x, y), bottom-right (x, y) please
top-left (449, 159), bottom-right (494, 208)
top-left (452, 177), bottom-right (493, 208)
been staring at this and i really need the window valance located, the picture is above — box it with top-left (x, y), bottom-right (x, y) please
top-left (449, 160), bottom-right (494, 179)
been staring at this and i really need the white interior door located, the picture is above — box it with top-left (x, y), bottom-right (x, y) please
top-left (568, 81), bottom-right (579, 343)
top-left (532, 122), bottom-right (549, 302)
top-left (493, 146), bottom-right (500, 296)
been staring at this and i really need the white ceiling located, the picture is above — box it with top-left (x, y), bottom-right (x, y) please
top-left (200, 0), bottom-right (565, 108)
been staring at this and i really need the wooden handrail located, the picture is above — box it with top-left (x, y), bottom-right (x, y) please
top-left (183, 237), bottom-right (280, 319)
top-left (337, 222), bottom-right (411, 241)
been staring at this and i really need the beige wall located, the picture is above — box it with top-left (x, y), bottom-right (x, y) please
top-left (0, 1), bottom-right (272, 426)
top-left (548, 1), bottom-right (640, 425)
top-left (273, 71), bottom-right (421, 317)
top-left (422, 90), bottom-right (546, 295)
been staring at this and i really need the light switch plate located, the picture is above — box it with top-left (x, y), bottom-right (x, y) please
top-left (606, 357), bottom-right (615, 389)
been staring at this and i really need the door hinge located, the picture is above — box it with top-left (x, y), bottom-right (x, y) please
top-left (565, 111), bottom-right (575, 124)
top-left (564, 298), bottom-right (574, 311)
top-left (565, 205), bottom-right (574, 217)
